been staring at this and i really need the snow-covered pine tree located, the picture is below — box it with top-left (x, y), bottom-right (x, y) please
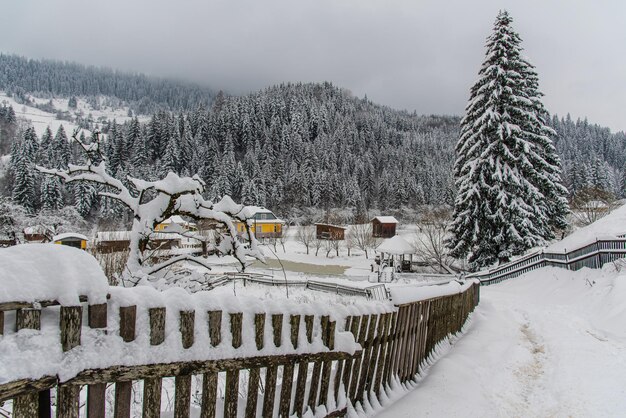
top-left (448, 10), bottom-right (569, 269)
top-left (11, 127), bottom-right (39, 212)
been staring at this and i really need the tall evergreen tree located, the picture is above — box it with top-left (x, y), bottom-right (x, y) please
top-left (448, 11), bottom-right (569, 269)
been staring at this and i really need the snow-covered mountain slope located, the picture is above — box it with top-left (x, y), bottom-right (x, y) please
top-left (0, 91), bottom-right (147, 137)
top-left (373, 265), bottom-right (626, 417)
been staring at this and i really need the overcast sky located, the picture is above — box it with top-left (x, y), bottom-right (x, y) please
top-left (2, 0), bottom-right (624, 132)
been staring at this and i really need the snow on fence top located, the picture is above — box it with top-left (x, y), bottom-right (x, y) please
top-left (548, 202), bottom-right (626, 252)
top-left (389, 279), bottom-right (478, 305)
top-left (0, 244), bottom-right (108, 305)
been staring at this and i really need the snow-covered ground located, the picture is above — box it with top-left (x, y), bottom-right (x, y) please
top-left (0, 91), bottom-right (147, 138)
top-left (374, 265), bottom-right (626, 417)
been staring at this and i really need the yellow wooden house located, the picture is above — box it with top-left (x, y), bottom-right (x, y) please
top-left (236, 207), bottom-right (285, 239)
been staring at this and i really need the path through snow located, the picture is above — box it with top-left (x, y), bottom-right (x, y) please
top-left (374, 266), bottom-right (626, 417)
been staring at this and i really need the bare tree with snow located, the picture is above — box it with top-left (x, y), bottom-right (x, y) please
top-left (38, 130), bottom-right (264, 286)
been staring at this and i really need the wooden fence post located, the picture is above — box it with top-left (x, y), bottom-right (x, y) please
top-left (318, 316), bottom-right (334, 406)
top-left (245, 313), bottom-right (265, 418)
top-left (57, 305), bottom-right (83, 418)
top-left (333, 316), bottom-right (352, 401)
top-left (13, 308), bottom-right (42, 418)
top-left (87, 303), bottom-right (107, 418)
top-left (262, 314), bottom-right (283, 417)
top-left (278, 315), bottom-right (300, 417)
top-left (201, 311), bottom-right (220, 418)
top-left (143, 307), bottom-right (166, 418)
top-left (208, 310), bottom-right (222, 347)
top-left (174, 310), bottom-right (195, 418)
top-left (348, 315), bottom-right (370, 400)
top-left (224, 312), bottom-right (243, 418)
top-left (115, 306), bottom-right (136, 418)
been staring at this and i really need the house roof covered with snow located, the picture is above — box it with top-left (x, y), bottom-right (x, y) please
top-left (52, 232), bottom-right (88, 242)
top-left (240, 206), bottom-right (285, 223)
top-left (372, 216), bottom-right (399, 224)
top-left (159, 215), bottom-right (195, 226)
top-left (377, 235), bottom-right (415, 255)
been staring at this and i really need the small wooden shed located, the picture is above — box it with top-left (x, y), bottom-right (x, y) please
top-left (371, 216), bottom-right (399, 238)
top-left (315, 224), bottom-right (346, 240)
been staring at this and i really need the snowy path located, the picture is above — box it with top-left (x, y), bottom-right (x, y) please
top-left (375, 267), bottom-right (626, 417)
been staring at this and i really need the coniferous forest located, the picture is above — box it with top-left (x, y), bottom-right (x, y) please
top-left (1, 54), bottom-right (625, 228)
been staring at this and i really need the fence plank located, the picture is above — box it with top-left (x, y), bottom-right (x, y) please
top-left (230, 312), bottom-right (243, 348)
top-left (374, 313), bottom-right (391, 394)
top-left (293, 361), bottom-right (308, 417)
top-left (57, 306), bottom-right (82, 418)
top-left (341, 315), bottom-right (361, 394)
top-left (279, 362), bottom-right (295, 417)
top-left (149, 307), bottom-right (166, 346)
top-left (262, 365), bottom-right (278, 417)
top-left (174, 375), bottom-right (191, 418)
top-left (357, 314), bottom-right (378, 399)
top-left (142, 378), bottom-right (162, 418)
top-left (304, 315), bottom-right (314, 343)
top-left (180, 310), bottom-right (195, 349)
top-left (87, 303), bottom-right (107, 418)
top-left (318, 317), bottom-right (332, 406)
top-left (307, 361), bottom-right (322, 411)
top-left (200, 372), bottom-right (218, 418)
top-left (272, 314), bottom-right (283, 347)
top-left (0, 311), bottom-right (3, 335)
top-left (246, 313), bottom-right (265, 418)
top-left (349, 315), bottom-right (370, 400)
top-left (254, 313), bottom-right (265, 350)
top-left (366, 313), bottom-right (386, 394)
top-left (56, 384), bottom-right (80, 418)
top-left (224, 370), bottom-right (240, 418)
top-left (115, 306), bottom-right (136, 418)
top-left (208, 310), bottom-right (222, 347)
top-left (244, 368), bottom-right (260, 418)
top-left (13, 308), bottom-right (45, 418)
top-left (290, 314), bottom-right (301, 349)
top-left (333, 317), bottom-right (351, 401)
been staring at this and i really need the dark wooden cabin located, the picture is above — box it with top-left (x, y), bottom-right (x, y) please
top-left (371, 216), bottom-right (399, 238)
top-left (315, 224), bottom-right (346, 240)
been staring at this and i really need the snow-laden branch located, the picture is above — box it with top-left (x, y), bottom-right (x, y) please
top-left (37, 131), bottom-right (264, 286)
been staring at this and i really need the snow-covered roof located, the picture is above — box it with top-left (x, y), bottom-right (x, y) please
top-left (372, 216), bottom-right (399, 224)
top-left (52, 232), bottom-right (88, 242)
top-left (0, 244), bottom-right (108, 305)
top-left (159, 215), bottom-right (195, 225)
top-left (240, 206), bottom-right (274, 218)
top-left (240, 206), bottom-right (285, 223)
top-left (377, 235), bottom-right (415, 255)
top-left (314, 223), bottom-right (347, 229)
top-left (548, 202), bottom-right (626, 252)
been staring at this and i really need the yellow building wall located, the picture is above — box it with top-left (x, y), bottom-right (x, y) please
top-left (236, 222), bottom-right (282, 234)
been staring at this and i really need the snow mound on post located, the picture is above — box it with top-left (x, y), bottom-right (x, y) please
top-left (0, 244), bottom-right (108, 305)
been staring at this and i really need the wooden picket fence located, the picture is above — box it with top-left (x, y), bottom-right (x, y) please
top-left (0, 282), bottom-right (479, 417)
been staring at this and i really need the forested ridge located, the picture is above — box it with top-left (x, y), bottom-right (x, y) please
top-left (0, 53), bottom-right (214, 114)
top-left (1, 54), bottom-right (625, 226)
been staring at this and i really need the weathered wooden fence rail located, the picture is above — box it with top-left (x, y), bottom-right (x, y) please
top-left (208, 272), bottom-right (390, 301)
top-left (0, 283), bottom-right (479, 417)
top-left (468, 238), bottom-right (626, 285)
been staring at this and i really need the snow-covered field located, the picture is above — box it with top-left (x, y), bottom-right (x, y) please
top-left (374, 265), bottom-right (626, 417)
top-left (0, 91), bottom-right (147, 138)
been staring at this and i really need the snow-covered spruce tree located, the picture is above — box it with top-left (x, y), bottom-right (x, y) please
top-left (448, 11), bottom-right (569, 269)
top-left (37, 131), bottom-right (264, 286)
